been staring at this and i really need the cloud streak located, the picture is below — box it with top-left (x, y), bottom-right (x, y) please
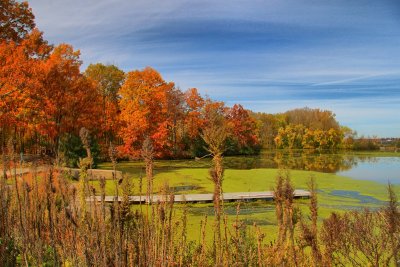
top-left (29, 0), bottom-right (400, 136)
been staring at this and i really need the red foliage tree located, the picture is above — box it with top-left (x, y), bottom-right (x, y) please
top-left (226, 104), bottom-right (260, 153)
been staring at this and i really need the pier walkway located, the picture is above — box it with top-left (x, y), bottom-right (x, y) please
top-left (87, 189), bottom-right (311, 204)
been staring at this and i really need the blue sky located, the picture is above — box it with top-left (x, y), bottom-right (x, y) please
top-left (29, 0), bottom-right (400, 137)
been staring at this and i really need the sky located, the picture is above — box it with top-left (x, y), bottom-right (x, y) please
top-left (28, 0), bottom-right (400, 137)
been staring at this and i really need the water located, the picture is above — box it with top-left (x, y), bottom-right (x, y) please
top-left (329, 190), bottom-right (384, 204)
top-left (223, 151), bottom-right (400, 184)
top-left (337, 156), bottom-right (400, 184)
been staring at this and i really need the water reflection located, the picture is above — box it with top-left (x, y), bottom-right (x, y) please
top-left (337, 157), bottom-right (400, 184)
top-left (224, 150), bottom-right (391, 173)
top-left (222, 150), bottom-right (400, 183)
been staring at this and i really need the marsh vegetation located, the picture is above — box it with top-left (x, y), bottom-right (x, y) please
top-left (1, 159), bottom-right (399, 266)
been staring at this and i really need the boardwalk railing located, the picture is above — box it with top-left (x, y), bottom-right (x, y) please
top-left (87, 190), bottom-right (310, 204)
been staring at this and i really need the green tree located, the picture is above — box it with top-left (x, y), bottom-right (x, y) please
top-left (84, 63), bottom-right (125, 105)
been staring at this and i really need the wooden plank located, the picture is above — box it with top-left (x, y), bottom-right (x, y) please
top-left (1, 166), bottom-right (122, 180)
top-left (87, 190), bottom-right (310, 204)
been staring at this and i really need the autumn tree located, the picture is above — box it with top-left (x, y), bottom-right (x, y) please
top-left (39, 44), bottom-right (102, 155)
top-left (0, 0), bottom-right (35, 43)
top-left (251, 112), bottom-right (286, 148)
top-left (284, 107), bottom-right (340, 131)
top-left (0, 36), bottom-right (38, 128)
top-left (183, 88), bottom-right (205, 156)
top-left (118, 67), bottom-right (175, 158)
top-left (302, 129), bottom-right (317, 149)
top-left (0, 0), bottom-right (53, 156)
top-left (167, 87), bottom-right (185, 157)
top-left (275, 124), bottom-right (306, 149)
top-left (184, 88), bottom-right (204, 138)
top-left (226, 104), bottom-right (260, 154)
top-left (255, 107), bottom-right (346, 150)
top-left (84, 63), bottom-right (125, 146)
top-left (0, 30), bottom-right (51, 154)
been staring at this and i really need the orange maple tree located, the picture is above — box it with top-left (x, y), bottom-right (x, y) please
top-left (0, 30), bottom-right (50, 147)
top-left (184, 88), bottom-right (205, 139)
top-left (38, 44), bottom-right (102, 150)
top-left (118, 67), bottom-right (175, 158)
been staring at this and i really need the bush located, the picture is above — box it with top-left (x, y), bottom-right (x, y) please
top-left (352, 138), bottom-right (379, 151)
top-left (58, 133), bottom-right (100, 168)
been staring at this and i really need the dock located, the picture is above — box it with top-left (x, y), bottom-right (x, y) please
top-left (87, 190), bottom-right (310, 204)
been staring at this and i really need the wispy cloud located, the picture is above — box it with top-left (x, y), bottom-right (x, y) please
top-left (28, 0), bottom-right (400, 136)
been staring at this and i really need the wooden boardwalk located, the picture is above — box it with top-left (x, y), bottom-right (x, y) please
top-left (1, 166), bottom-right (121, 180)
top-left (87, 190), bottom-right (310, 204)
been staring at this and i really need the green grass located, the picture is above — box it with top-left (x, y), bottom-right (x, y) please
top-left (93, 158), bottom-right (399, 242)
